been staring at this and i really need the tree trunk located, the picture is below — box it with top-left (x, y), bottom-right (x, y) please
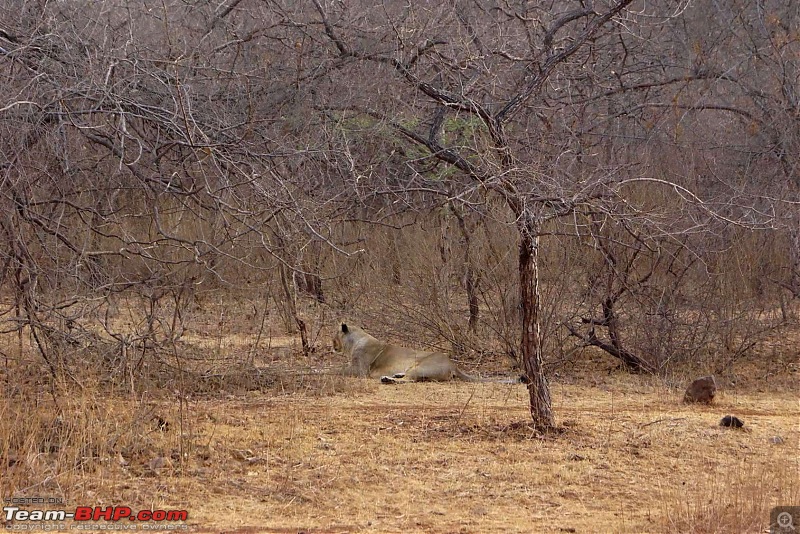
top-left (294, 241), bottom-right (326, 304)
top-left (518, 223), bottom-right (554, 429)
top-left (465, 264), bottom-right (479, 332)
top-left (279, 263), bottom-right (310, 357)
top-left (453, 205), bottom-right (479, 332)
top-left (391, 232), bottom-right (402, 286)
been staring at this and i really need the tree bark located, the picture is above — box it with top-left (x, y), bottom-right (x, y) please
top-left (279, 262), bottom-right (310, 357)
top-left (465, 264), bottom-right (479, 332)
top-left (518, 222), bottom-right (554, 429)
top-left (453, 205), bottom-right (479, 332)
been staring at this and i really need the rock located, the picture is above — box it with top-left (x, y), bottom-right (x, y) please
top-left (684, 375), bottom-right (716, 404)
top-left (719, 415), bottom-right (744, 428)
top-left (769, 436), bottom-right (784, 445)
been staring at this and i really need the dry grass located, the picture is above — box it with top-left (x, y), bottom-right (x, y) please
top-left (3, 368), bottom-right (796, 533)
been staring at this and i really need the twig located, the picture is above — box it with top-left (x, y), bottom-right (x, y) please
top-left (639, 417), bottom-right (686, 428)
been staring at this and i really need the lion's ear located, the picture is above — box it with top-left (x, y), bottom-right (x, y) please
top-left (341, 323), bottom-right (349, 333)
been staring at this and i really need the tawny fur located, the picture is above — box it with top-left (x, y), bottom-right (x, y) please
top-left (332, 323), bottom-right (490, 383)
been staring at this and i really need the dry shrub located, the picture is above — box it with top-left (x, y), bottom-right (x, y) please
top-left (0, 386), bottom-right (179, 501)
top-left (0, 368), bottom-right (367, 504)
top-left (322, 216), bottom-right (524, 366)
top-left (315, 210), bottom-right (798, 381)
top-left (663, 459), bottom-right (798, 534)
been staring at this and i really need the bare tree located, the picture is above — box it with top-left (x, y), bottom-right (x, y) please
top-left (0, 0), bottom-right (347, 386)
top-left (286, 0), bottom-right (790, 426)
top-left (287, 0), bottom-right (662, 428)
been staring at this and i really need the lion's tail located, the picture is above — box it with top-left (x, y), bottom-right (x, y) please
top-left (456, 369), bottom-right (527, 384)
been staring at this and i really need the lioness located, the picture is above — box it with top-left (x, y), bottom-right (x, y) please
top-left (333, 323), bottom-right (519, 384)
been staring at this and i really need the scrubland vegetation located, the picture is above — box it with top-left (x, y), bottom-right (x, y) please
top-left (1, 1), bottom-right (798, 531)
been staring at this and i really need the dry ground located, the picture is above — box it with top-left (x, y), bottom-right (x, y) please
top-left (172, 379), bottom-right (800, 533)
top-left (7, 373), bottom-right (793, 533)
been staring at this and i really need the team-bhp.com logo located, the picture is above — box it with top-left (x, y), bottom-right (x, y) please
top-left (4, 505), bottom-right (188, 523)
